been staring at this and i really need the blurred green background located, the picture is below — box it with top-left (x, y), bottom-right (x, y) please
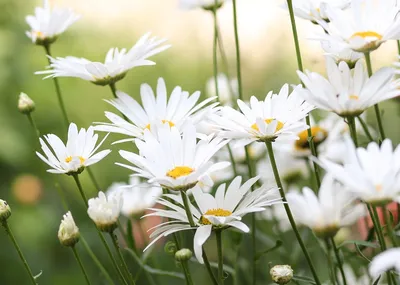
top-left (1, 0), bottom-right (400, 284)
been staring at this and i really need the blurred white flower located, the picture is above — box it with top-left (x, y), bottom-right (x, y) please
top-left (320, 138), bottom-right (400, 205)
top-left (369, 248), bottom-right (400, 280)
top-left (270, 264), bottom-right (293, 284)
top-left (58, 211), bottom-right (80, 247)
top-left (144, 176), bottom-right (281, 263)
top-left (179, 0), bottom-right (225, 10)
top-left (107, 176), bottom-right (162, 217)
top-left (286, 0), bottom-right (349, 22)
top-left (88, 191), bottom-right (122, 232)
top-left (287, 175), bottom-right (365, 238)
top-left (297, 58), bottom-right (399, 117)
top-left (36, 123), bottom-right (111, 175)
top-left (212, 84), bottom-right (313, 147)
top-left (18, 92), bottom-right (35, 114)
top-left (36, 33), bottom-right (170, 86)
top-left (118, 123), bottom-right (229, 192)
top-left (338, 265), bottom-right (369, 285)
top-left (259, 201), bottom-right (292, 233)
top-left (25, 0), bottom-right (80, 45)
top-left (94, 78), bottom-right (218, 142)
top-left (316, 0), bottom-right (400, 52)
top-left (321, 41), bottom-right (363, 68)
top-left (206, 73), bottom-right (238, 106)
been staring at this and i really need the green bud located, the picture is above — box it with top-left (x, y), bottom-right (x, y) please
top-left (18, 92), bottom-right (35, 114)
top-left (270, 265), bottom-right (293, 284)
top-left (0, 199), bottom-right (11, 222)
top-left (175, 248), bottom-right (193, 262)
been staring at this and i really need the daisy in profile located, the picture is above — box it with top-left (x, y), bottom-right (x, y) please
top-left (26, 0), bottom-right (80, 46)
top-left (211, 84), bottom-right (313, 147)
top-left (316, 0), bottom-right (400, 52)
top-left (321, 40), bottom-right (363, 68)
top-left (297, 58), bottom-right (400, 117)
top-left (143, 176), bottom-right (281, 263)
top-left (369, 248), bottom-right (400, 281)
top-left (36, 123), bottom-right (111, 175)
top-left (320, 138), bottom-right (400, 206)
top-left (287, 175), bottom-right (365, 238)
top-left (88, 191), bottom-right (122, 233)
top-left (286, 0), bottom-right (349, 23)
top-left (94, 78), bottom-right (218, 142)
top-left (36, 33), bottom-right (170, 86)
top-left (179, 0), bottom-right (225, 10)
top-left (117, 123), bottom-right (229, 192)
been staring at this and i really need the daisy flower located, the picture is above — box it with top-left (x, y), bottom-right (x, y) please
top-left (206, 73), bottom-right (238, 106)
top-left (211, 84), bottom-right (314, 147)
top-left (106, 176), bottom-right (162, 217)
top-left (88, 191), bottom-right (122, 232)
top-left (26, 0), bottom-right (80, 45)
top-left (297, 58), bottom-right (400, 117)
top-left (286, 0), bottom-right (349, 23)
top-left (143, 176), bottom-right (281, 263)
top-left (179, 0), bottom-right (225, 10)
top-left (369, 248), bottom-right (400, 280)
top-left (316, 0), bottom-right (400, 52)
top-left (287, 174), bottom-right (365, 238)
top-left (94, 78), bottom-right (218, 142)
top-left (36, 33), bottom-right (170, 86)
top-left (117, 123), bottom-right (229, 192)
top-left (58, 211), bottom-right (80, 247)
top-left (36, 123), bottom-right (111, 175)
top-left (321, 40), bottom-right (363, 68)
top-left (320, 138), bottom-right (400, 206)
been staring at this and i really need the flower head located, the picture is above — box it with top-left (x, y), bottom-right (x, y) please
top-left (287, 0), bottom-right (349, 23)
top-left (144, 176), bottom-right (281, 263)
top-left (36, 123), bottom-right (111, 175)
top-left (88, 191), bottom-right (122, 232)
top-left (287, 175), bottom-right (365, 238)
top-left (179, 0), bottom-right (225, 10)
top-left (0, 199), bottom-right (11, 222)
top-left (118, 123), bottom-right (229, 191)
top-left (58, 211), bottom-right (80, 247)
top-left (297, 58), bottom-right (400, 117)
top-left (18, 92), bottom-right (35, 114)
top-left (36, 33), bottom-right (170, 86)
top-left (25, 0), bottom-right (80, 45)
top-left (94, 78), bottom-right (218, 142)
top-left (369, 248), bottom-right (400, 280)
top-left (321, 40), bottom-right (363, 68)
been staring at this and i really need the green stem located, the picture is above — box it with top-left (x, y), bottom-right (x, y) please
top-left (181, 260), bottom-right (194, 285)
top-left (43, 44), bottom-right (70, 128)
top-left (1, 221), bottom-right (37, 284)
top-left (212, 5), bottom-right (220, 100)
top-left (203, 249), bottom-right (219, 285)
top-left (72, 246), bottom-right (92, 285)
top-left (216, 230), bottom-right (224, 285)
top-left (357, 116), bottom-right (374, 142)
top-left (383, 206), bottom-right (398, 247)
top-left (26, 113), bottom-right (40, 140)
top-left (324, 239), bottom-right (337, 285)
top-left (265, 141), bottom-right (321, 285)
top-left (110, 232), bottom-right (136, 285)
top-left (180, 191), bottom-right (196, 227)
top-left (232, 0), bottom-right (243, 101)
top-left (347, 116), bottom-right (358, 147)
top-left (109, 83), bottom-right (118, 98)
top-left (330, 238), bottom-right (347, 285)
top-left (370, 205), bottom-right (387, 250)
top-left (364, 52), bottom-right (386, 141)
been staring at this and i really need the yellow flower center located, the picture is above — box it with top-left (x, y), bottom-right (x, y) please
top-left (375, 184), bottom-right (383, 192)
top-left (295, 126), bottom-right (328, 150)
top-left (350, 31), bottom-right (382, 40)
top-left (34, 31), bottom-right (44, 39)
top-left (166, 166), bottom-right (194, 179)
top-left (251, 118), bottom-right (284, 133)
top-left (144, 120), bottom-right (175, 131)
top-left (349, 95), bottom-right (359, 100)
top-left (65, 156), bottom-right (85, 164)
top-left (201, 208), bottom-right (232, 225)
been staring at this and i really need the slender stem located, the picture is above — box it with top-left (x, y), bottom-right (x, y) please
top-left (109, 83), bottom-right (118, 98)
top-left (383, 206), bottom-right (398, 247)
top-left (203, 248), bottom-right (219, 285)
top-left (364, 52), bottom-right (386, 141)
top-left (72, 246), bottom-right (92, 285)
top-left (72, 174), bottom-right (89, 207)
top-left (227, 146), bottom-right (238, 177)
top-left (212, 6), bottom-right (220, 100)
top-left (181, 260), bottom-right (194, 285)
top-left (26, 113), bottom-right (40, 140)
top-left (110, 232), bottom-right (136, 285)
top-left (371, 205), bottom-right (387, 250)
top-left (180, 191), bottom-right (196, 227)
top-left (1, 221), bottom-right (37, 284)
top-left (216, 230), bottom-right (224, 285)
top-left (265, 141), bottom-right (322, 285)
top-left (357, 116), bottom-right (374, 142)
top-left (232, 0), bottom-right (243, 101)
top-left (43, 44), bottom-right (70, 128)
top-left (347, 116), bottom-right (358, 147)
top-left (324, 239), bottom-right (337, 285)
top-left (330, 238), bottom-right (347, 285)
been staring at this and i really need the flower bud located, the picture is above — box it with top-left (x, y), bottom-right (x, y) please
top-left (175, 248), bottom-right (193, 262)
top-left (270, 265), bottom-right (293, 284)
top-left (88, 191), bottom-right (121, 233)
top-left (58, 211), bottom-right (80, 247)
top-left (0, 199), bottom-right (11, 222)
top-left (18, 92), bottom-right (35, 114)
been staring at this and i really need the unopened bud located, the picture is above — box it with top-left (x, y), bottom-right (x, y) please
top-left (175, 248), bottom-right (193, 262)
top-left (270, 265), bottom-right (293, 284)
top-left (58, 211), bottom-right (80, 247)
top-left (0, 200), bottom-right (11, 222)
top-left (18, 92), bottom-right (35, 114)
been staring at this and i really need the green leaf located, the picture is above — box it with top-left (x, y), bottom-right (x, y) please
top-left (254, 240), bottom-right (283, 261)
top-left (373, 276), bottom-right (381, 285)
top-left (338, 240), bottom-right (378, 249)
top-left (126, 219), bottom-right (136, 251)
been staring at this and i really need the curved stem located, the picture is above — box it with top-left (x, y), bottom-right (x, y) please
top-left (347, 116), bottom-right (358, 147)
top-left (324, 239), bottom-right (337, 285)
top-left (265, 141), bottom-right (322, 285)
top-left (330, 238), bottom-right (347, 285)
top-left (1, 221), bottom-right (37, 284)
top-left (110, 232), bottom-right (136, 285)
top-left (72, 246), bottom-right (92, 285)
top-left (43, 44), bottom-right (70, 128)
top-left (26, 113), bottom-right (40, 140)
top-left (181, 260), bottom-right (194, 285)
top-left (180, 191), bottom-right (195, 227)
top-left (232, 0), bottom-right (243, 101)
top-left (364, 52), bottom-right (386, 141)
top-left (357, 116), bottom-right (374, 142)
top-left (216, 230), bottom-right (224, 285)
top-left (109, 83), bottom-right (118, 98)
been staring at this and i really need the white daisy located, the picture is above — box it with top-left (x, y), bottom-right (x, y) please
top-left (316, 0), bottom-right (400, 52)
top-left (117, 123), bottom-right (229, 192)
top-left (320, 138), bottom-right (400, 205)
top-left (287, 174), bottom-right (365, 238)
top-left (321, 40), bottom-right (363, 68)
top-left (369, 248), bottom-right (400, 280)
top-left (297, 58), bottom-right (400, 117)
top-left (36, 123), bottom-right (111, 175)
top-left (26, 0), bottom-right (80, 45)
top-left (36, 33), bottom-right (170, 86)
top-left (106, 176), bottom-right (162, 217)
top-left (211, 84), bottom-right (314, 147)
top-left (179, 0), bottom-right (225, 10)
top-left (58, 211), bottom-right (80, 247)
top-left (206, 73), bottom-right (238, 106)
top-left (286, 0), bottom-right (349, 23)
top-left (143, 176), bottom-right (281, 263)
top-left (94, 78), bottom-right (218, 142)
top-left (88, 191), bottom-right (122, 232)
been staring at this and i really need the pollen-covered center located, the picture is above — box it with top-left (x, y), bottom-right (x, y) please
top-left (251, 118), bottom-right (284, 133)
top-left (34, 31), bottom-right (44, 39)
top-left (350, 31), bottom-right (382, 40)
top-left (65, 156), bottom-right (86, 164)
top-left (166, 166), bottom-right (194, 179)
top-left (162, 120), bottom-right (175, 127)
top-left (295, 126), bottom-right (328, 150)
top-left (349, 95), bottom-right (359, 100)
top-left (201, 208), bottom-right (232, 225)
